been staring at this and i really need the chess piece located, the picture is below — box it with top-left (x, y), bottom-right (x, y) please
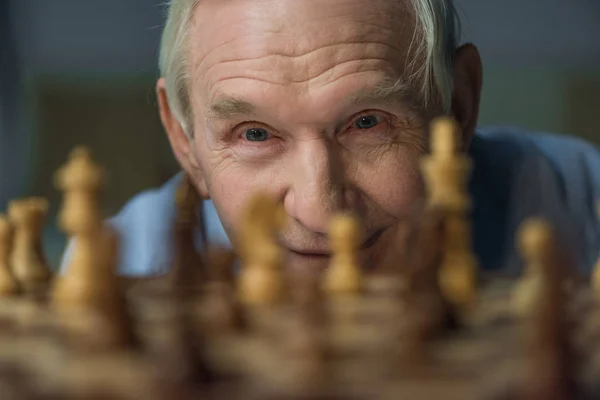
top-left (208, 246), bottom-right (236, 285)
top-left (237, 193), bottom-right (286, 306)
top-left (324, 212), bottom-right (363, 295)
top-left (421, 117), bottom-right (477, 312)
top-left (130, 277), bottom-right (214, 393)
top-left (52, 146), bottom-right (135, 348)
top-left (0, 215), bottom-right (19, 296)
top-left (403, 208), bottom-right (455, 335)
top-left (513, 219), bottom-right (554, 317)
top-left (284, 270), bottom-right (328, 393)
top-left (168, 174), bottom-right (204, 292)
top-left (420, 117), bottom-right (471, 211)
top-left (437, 212), bottom-right (478, 311)
top-left (394, 305), bottom-right (432, 370)
top-left (517, 218), bottom-right (574, 399)
top-left (154, 312), bottom-right (214, 390)
top-left (8, 198), bottom-right (52, 295)
top-left (391, 209), bottom-right (449, 370)
top-left (200, 247), bottom-right (245, 334)
top-left (52, 146), bottom-right (105, 307)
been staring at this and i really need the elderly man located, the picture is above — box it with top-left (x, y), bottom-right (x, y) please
top-left (77, 0), bottom-right (599, 276)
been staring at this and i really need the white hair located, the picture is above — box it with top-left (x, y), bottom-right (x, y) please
top-left (158, 0), bottom-right (460, 136)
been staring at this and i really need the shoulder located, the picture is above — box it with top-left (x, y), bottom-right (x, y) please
top-left (473, 126), bottom-right (600, 213)
top-left (111, 173), bottom-right (182, 231)
top-left (471, 126), bottom-right (600, 271)
top-left (108, 174), bottom-right (183, 275)
top-left (473, 125), bottom-right (600, 172)
top-left (104, 174), bottom-right (231, 276)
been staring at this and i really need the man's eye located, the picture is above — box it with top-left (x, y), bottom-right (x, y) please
top-left (354, 115), bottom-right (381, 129)
top-left (244, 128), bottom-right (270, 142)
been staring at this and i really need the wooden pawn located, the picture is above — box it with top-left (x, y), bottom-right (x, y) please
top-left (0, 215), bottom-right (19, 296)
top-left (237, 193), bottom-right (286, 306)
top-left (8, 198), bottom-right (52, 295)
top-left (324, 212), bottom-right (364, 296)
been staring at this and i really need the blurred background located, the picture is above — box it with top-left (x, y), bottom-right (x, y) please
top-left (0, 0), bottom-right (599, 267)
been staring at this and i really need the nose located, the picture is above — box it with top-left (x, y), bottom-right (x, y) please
top-left (284, 139), bottom-right (345, 234)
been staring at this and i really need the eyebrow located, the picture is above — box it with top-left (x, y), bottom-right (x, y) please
top-left (207, 77), bottom-right (418, 122)
top-left (347, 78), bottom-right (416, 109)
top-left (208, 97), bottom-right (255, 121)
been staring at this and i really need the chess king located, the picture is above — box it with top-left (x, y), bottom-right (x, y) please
top-left (63, 0), bottom-right (600, 276)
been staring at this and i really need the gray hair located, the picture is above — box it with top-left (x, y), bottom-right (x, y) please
top-left (158, 0), bottom-right (460, 136)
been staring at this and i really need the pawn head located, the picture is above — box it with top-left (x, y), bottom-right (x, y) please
top-left (329, 212), bottom-right (361, 251)
top-left (430, 117), bottom-right (460, 157)
top-left (517, 218), bottom-right (554, 264)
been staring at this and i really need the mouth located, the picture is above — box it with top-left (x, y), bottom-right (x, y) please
top-left (285, 228), bottom-right (385, 258)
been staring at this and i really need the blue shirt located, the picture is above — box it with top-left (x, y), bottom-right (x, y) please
top-left (60, 127), bottom-right (600, 276)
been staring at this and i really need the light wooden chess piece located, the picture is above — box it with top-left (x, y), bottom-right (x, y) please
top-left (324, 212), bottom-right (363, 295)
top-left (420, 117), bottom-right (471, 211)
top-left (0, 215), bottom-right (19, 296)
top-left (513, 218), bottom-right (555, 317)
top-left (52, 146), bottom-right (134, 348)
top-left (200, 247), bottom-right (245, 334)
top-left (516, 218), bottom-right (573, 399)
top-left (403, 208), bottom-right (453, 336)
top-left (437, 212), bottom-right (478, 311)
top-left (284, 271), bottom-right (327, 393)
top-left (168, 174), bottom-right (204, 291)
top-left (8, 198), bottom-right (52, 295)
top-left (52, 146), bottom-right (105, 307)
top-left (237, 193), bottom-right (286, 306)
top-left (421, 117), bottom-right (477, 311)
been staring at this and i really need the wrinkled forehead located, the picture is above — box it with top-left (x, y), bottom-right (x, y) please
top-left (189, 0), bottom-right (416, 76)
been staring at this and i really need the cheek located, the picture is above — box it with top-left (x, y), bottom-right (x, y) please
top-left (200, 163), bottom-right (257, 235)
top-left (199, 156), bottom-right (285, 236)
top-left (352, 148), bottom-right (424, 217)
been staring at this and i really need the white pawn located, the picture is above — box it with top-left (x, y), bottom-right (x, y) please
top-left (420, 117), bottom-right (472, 211)
top-left (0, 215), bottom-right (19, 296)
top-left (237, 193), bottom-right (286, 306)
top-left (513, 218), bottom-right (554, 317)
top-left (324, 212), bottom-right (363, 295)
top-left (8, 198), bottom-right (52, 294)
top-left (437, 213), bottom-right (478, 310)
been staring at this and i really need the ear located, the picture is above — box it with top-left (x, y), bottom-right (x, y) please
top-left (156, 78), bottom-right (210, 199)
top-left (450, 44), bottom-right (483, 150)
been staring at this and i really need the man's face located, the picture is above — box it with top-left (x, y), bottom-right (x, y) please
top-left (180, 0), bottom-right (437, 272)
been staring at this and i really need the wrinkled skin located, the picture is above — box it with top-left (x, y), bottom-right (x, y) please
top-left (157, 0), bottom-right (482, 274)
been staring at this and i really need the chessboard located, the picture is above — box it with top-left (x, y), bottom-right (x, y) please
top-left (0, 117), bottom-right (598, 400)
